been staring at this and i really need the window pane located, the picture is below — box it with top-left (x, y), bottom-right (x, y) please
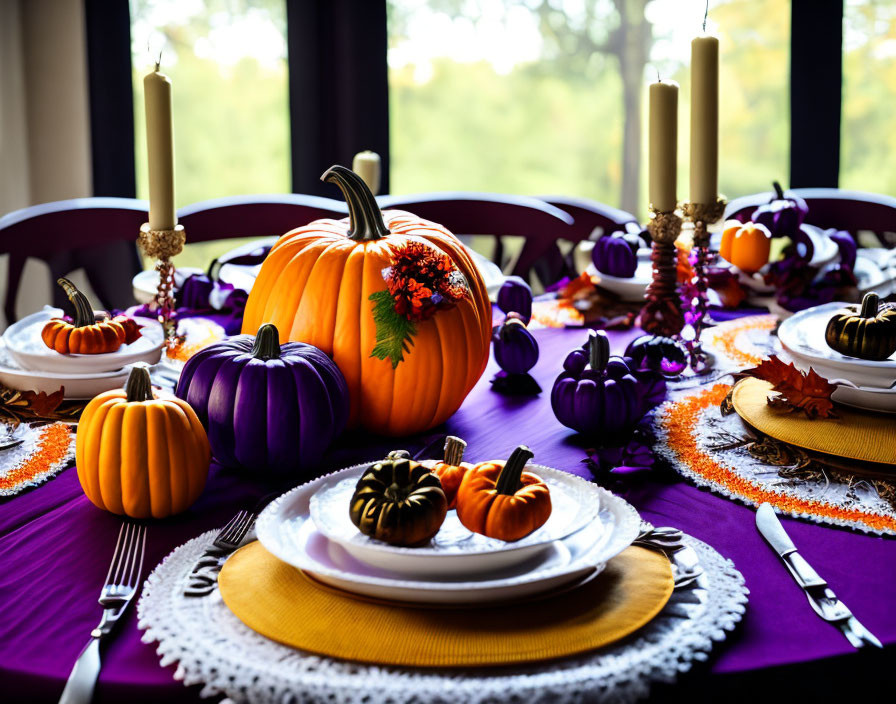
top-left (130, 0), bottom-right (290, 210)
top-left (842, 0), bottom-right (896, 194)
top-left (387, 0), bottom-right (789, 218)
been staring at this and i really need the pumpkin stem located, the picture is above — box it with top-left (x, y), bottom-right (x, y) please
top-left (860, 292), bottom-right (880, 318)
top-left (125, 365), bottom-right (154, 402)
top-left (495, 445), bottom-right (534, 495)
top-left (321, 165), bottom-right (390, 241)
top-left (57, 277), bottom-right (95, 327)
top-left (772, 181), bottom-right (785, 200)
top-left (252, 323), bottom-right (282, 360)
top-left (588, 331), bottom-right (610, 372)
top-left (443, 436), bottom-right (466, 465)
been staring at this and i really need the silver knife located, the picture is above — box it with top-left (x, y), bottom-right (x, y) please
top-left (756, 503), bottom-right (882, 649)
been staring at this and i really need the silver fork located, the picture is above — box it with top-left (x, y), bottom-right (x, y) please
top-left (184, 510), bottom-right (257, 597)
top-left (804, 585), bottom-right (881, 649)
top-left (59, 523), bottom-right (147, 704)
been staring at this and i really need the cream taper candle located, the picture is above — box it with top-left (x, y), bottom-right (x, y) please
top-left (352, 150), bottom-right (381, 195)
top-left (690, 33), bottom-right (719, 205)
top-left (144, 62), bottom-right (176, 231)
top-left (649, 79), bottom-right (679, 213)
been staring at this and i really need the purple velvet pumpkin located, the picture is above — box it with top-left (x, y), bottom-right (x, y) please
top-left (175, 323), bottom-right (349, 476)
top-left (497, 276), bottom-right (533, 324)
top-left (551, 331), bottom-right (644, 439)
top-left (751, 181), bottom-right (808, 238)
top-left (492, 313), bottom-right (539, 375)
top-left (592, 232), bottom-right (639, 278)
top-left (624, 335), bottom-right (687, 377)
top-left (177, 273), bottom-right (215, 310)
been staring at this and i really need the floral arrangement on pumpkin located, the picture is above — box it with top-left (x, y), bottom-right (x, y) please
top-left (371, 241), bottom-right (468, 367)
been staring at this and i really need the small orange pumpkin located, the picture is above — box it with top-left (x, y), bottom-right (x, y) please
top-left (41, 278), bottom-right (126, 354)
top-left (431, 435), bottom-right (472, 509)
top-left (455, 446), bottom-right (552, 542)
top-left (719, 221), bottom-right (772, 274)
top-left (76, 365), bottom-right (210, 518)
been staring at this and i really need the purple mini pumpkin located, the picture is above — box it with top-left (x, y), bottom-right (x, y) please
top-left (497, 276), bottom-right (533, 324)
top-left (492, 313), bottom-right (539, 375)
top-left (624, 335), bottom-right (687, 377)
top-left (551, 331), bottom-right (644, 439)
top-left (175, 323), bottom-right (349, 476)
top-left (751, 181), bottom-right (808, 238)
top-left (592, 232), bottom-right (640, 278)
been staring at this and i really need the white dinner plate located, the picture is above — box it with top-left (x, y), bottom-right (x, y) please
top-left (0, 339), bottom-right (130, 399)
top-left (256, 463), bottom-right (640, 604)
top-left (778, 302), bottom-right (896, 388)
top-left (3, 308), bottom-right (164, 374)
top-left (308, 462), bottom-right (602, 576)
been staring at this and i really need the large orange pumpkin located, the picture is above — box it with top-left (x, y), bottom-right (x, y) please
top-left (76, 366), bottom-right (210, 518)
top-left (242, 166), bottom-right (491, 436)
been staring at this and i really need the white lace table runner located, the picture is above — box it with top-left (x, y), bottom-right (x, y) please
top-left (138, 531), bottom-right (747, 704)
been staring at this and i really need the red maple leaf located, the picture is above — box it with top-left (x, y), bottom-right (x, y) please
top-left (743, 356), bottom-right (838, 419)
top-left (21, 387), bottom-right (66, 417)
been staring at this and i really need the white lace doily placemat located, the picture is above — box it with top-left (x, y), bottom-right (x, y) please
top-left (0, 421), bottom-right (75, 497)
top-left (138, 531), bottom-right (747, 704)
top-left (655, 384), bottom-right (896, 536)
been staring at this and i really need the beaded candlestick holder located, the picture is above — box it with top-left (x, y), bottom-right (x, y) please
top-left (681, 197), bottom-right (726, 373)
top-left (138, 222), bottom-right (186, 344)
top-left (637, 208), bottom-right (684, 337)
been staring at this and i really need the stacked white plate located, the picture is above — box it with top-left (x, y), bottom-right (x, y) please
top-left (0, 307), bottom-right (164, 399)
top-left (778, 302), bottom-right (896, 413)
top-left (256, 461), bottom-right (641, 605)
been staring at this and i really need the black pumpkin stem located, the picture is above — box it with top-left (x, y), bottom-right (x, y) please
top-left (125, 365), bottom-right (154, 402)
top-left (772, 181), bottom-right (785, 201)
top-left (589, 331), bottom-right (610, 372)
top-left (860, 292), bottom-right (880, 318)
top-left (495, 445), bottom-right (535, 495)
top-left (252, 323), bottom-right (282, 360)
top-left (443, 436), bottom-right (466, 465)
top-left (321, 165), bottom-right (390, 242)
top-left (57, 277), bottom-right (95, 328)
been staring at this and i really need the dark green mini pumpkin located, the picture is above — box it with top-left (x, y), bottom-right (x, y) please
top-left (825, 292), bottom-right (896, 361)
top-left (349, 450), bottom-right (448, 546)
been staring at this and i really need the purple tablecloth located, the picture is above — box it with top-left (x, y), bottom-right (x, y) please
top-left (1, 325), bottom-right (893, 703)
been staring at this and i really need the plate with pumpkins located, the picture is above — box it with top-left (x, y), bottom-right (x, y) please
top-left (256, 438), bottom-right (640, 604)
top-left (778, 293), bottom-right (896, 411)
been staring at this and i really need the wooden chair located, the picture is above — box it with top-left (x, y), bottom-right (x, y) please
top-left (0, 197), bottom-right (148, 323)
top-left (0, 194), bottom-right (349, 323)
top-left (377, 192), bottom-right (575, 285)
top-left (725, 188), bottom-right (896, 247)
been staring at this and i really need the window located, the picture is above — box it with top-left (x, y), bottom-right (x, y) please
top-left (130, 0), bottom-right (290, 267)
top-left (841, 0), bottom-right (896, 194)
top-left (387, 0), bottom-right (789, 219)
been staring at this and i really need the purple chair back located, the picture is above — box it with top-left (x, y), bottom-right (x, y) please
top-left (377, 192), bottom-right (575, 284)
top-left (0, 198), bottom-right (148, 323)
top-left (176, 193), bottom-right (347, 243)
top-left (725, 188), bottom-right (896, 247)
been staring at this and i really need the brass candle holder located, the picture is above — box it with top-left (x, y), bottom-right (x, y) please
top-left (138, 222), bottom-right (186, 343)
top-left (681, 197), bottom-right (726, 372)
top-left (637, 207), bottom-right (684, 337)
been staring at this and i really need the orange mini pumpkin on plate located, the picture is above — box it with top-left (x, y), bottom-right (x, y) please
top-left (431, 435), bottom-right (473, 509)
top-left (41, 278), bottom-right (126, 355)
top-left (455, 445), bottom-right (552, 542)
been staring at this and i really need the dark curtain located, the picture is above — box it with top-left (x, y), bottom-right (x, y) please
top-left (790, 0), bottom-right (843, 188)
top-left (286, 0), bottom-right (390, 195)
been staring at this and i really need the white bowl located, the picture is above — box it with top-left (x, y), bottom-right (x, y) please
top-left (0, 339), bottom-right (130, 399)
top-left (3, 308), bottom-right (164, 374)
top-left (308, 461), bottom-right (601, 576)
